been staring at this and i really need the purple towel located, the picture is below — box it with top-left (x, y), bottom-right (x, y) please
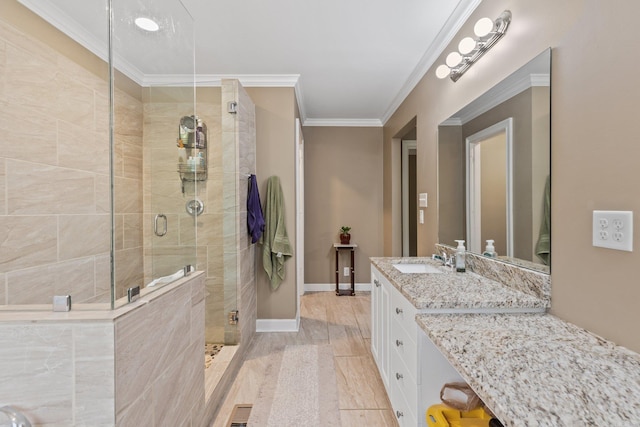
top-left (247, 174), bottom-right (265, 243)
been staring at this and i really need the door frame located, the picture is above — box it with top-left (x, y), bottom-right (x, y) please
top-left (465, 118), bottom-right (513, 255)
top-left (294, 118), bottom-right (304, 329)
top-left (402, 140), bottom-right (417, 257)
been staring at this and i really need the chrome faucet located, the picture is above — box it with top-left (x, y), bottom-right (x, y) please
top-left (431, 252), bottom-right (454, 269)
top-left (0, 406), bottom-right (32, 427)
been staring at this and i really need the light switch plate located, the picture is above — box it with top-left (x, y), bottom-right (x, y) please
top-left (592, 210), bottom-right (633, 251)
top-left (419, 193), bottom-right (428, 208)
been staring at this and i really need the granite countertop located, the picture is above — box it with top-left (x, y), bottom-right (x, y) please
top-left (416, 313), bottom-right (640, 427)
top-left (370, 257), bottom-right (548, 311)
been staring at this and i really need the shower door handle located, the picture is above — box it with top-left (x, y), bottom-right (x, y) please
top-left (154, 214), bottom-right (167, 237)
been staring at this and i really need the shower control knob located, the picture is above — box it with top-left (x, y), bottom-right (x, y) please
top-left (396, 372), bottom-right (403, 380)
top-left (396, 307), bottom-right (403, 314)
top-left (396, 339), bottom-right (403, 347)
top-left (396, 410), bottom-right (404, 418)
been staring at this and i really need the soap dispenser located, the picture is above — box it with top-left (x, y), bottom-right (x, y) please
top-left (483, 240), bottom-right (497, 258)
top-left (454, 240), bottom-right (466, 273)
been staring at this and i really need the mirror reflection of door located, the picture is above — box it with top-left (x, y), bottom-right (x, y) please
top-left (402, 139), bottom-right (417, 256)
top-left (466, 118), bottom-right (513, 256)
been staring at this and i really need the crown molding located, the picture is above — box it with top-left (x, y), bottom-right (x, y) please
top-left (294, 79), bottom-right (307, 124)
top-left (302, 118), bottom-right (383, 127)
top-left (440, 117), bottom-right (463, 127)
top-left (380, 0), bottom-right (482, 125)
top-left (192, 74), bottom-right (300, 87)
top-left (452, 73), bottom-right (550, 124)
top-left (141, 73), bottom-right (300, 88)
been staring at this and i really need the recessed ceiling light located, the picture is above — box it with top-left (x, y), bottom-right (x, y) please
top-left (135, 17), bottom-right (159, 32)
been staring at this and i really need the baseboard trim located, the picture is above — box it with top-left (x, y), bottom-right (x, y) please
top-left (304, 283), bottom-right (371, 293)
top-left (256, 318), bottom-right (299, 332)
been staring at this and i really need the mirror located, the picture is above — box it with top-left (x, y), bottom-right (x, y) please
top-left (438, 49), bottom-right (551, 273)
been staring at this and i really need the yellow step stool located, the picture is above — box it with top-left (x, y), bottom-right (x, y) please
top-left (426, 404), bottom-right (492, 427)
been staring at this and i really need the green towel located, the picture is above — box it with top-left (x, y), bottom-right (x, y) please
top-left (535, 175), bottom-right (551, 265)
top-left (260, 176), bottom-right (293, 290)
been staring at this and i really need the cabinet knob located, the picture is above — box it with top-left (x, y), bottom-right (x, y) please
top-left (396, 372), bottom-right (403, 380)
top-left (396, 307), bottom-right (403, 314)
top-left (396, 339), bottom-right (403, 347)
top-left (396, 410), bottom-right (404, 418)
top-left (374, 279), bottom-right (380, 287)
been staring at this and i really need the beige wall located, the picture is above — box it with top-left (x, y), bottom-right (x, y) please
top-left (303, 126), bottom-right (384, 284)
top-left (247, 87), bottom-right (298, 319)
top-left (385, 0), bottom-right (640, 352)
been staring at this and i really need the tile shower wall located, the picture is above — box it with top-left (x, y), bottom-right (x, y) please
top-left (0, 320), bottom-right (115, 425)
top-left (114, 274), bottom-right (205, 427)
top-left (221, 80), bottom-right (257, 348)
top-left (141, 89), bottom-right (210, 284)
top-left (0, 15), bottom-right (144, 305)
top-left (0, 272), bottom-right (205, 426)
top-left (142, 87), bottom-right (227, 343)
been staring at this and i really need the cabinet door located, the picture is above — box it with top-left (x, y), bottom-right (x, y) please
top-left (379, 279), bottom-right (390, 388)
top-left (370, 268), bottom-right (380, 363)
top-left (371, 267), bottom-right (390, 388)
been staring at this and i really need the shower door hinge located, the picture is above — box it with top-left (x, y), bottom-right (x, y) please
top-left (227, 101), bottom-right (238, 114)
top-left (127, 286), bottom-right (141, 303)
top-left (53, 295), bottom-right (72, 312)
top-left (229, 310), bottom-right (239, 325)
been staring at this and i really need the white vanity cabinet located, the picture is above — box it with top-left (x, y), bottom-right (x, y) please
top-left (371, 265), bottom-right (464, 427)
top-left (370, 266), bottom-right (390, 388)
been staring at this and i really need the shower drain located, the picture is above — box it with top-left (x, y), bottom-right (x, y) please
top-left (226, 404), bottom-right (252, 427)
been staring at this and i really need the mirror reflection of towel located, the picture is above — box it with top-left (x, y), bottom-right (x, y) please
top-left (535, 176), bottom-right (551, 265)
top-left (260, 176), bottom-right (293, 290)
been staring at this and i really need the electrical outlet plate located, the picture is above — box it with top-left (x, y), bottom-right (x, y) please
top-left (593, 210), bottom-right (633, 251)
top-left (343, 267), bottom-right (350, 276)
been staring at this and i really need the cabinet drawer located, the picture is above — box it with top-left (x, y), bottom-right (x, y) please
top-left (390, 368), bottom-right (418, 427)
top-left (390, 285), bottom-right (417, 330)
top-left (390, 347), bottom-right (418, 417)
top-left (391, 315), bottom-right (418, 380)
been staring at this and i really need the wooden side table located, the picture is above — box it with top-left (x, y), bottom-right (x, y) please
top-left (334, 243), bottom-right (357, 296)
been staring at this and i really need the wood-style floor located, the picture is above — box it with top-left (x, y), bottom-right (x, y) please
top-left (211, 291), bottom-right (397, 426)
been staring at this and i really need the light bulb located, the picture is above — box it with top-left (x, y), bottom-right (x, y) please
top-left (474, 17), bottom-right (494, 37)
top-left (135, 17), bottom-right (160, 32)
top-left (458, 37), bottom-right (476, 55)
top-left (435, 64), bottom-right (450, 79)
top-left (446, 52), bottom-right (463, 68)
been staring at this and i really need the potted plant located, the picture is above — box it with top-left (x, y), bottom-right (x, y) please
top-left (339, 226), bottom-right (352, 244)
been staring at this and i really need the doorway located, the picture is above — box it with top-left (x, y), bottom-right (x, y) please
top-left (402, 139), bottom-right (417, 257)
top-left (466, 118), bottom-right (513, 256)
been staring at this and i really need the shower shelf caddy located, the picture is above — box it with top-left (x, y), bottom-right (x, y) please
top-left (177, 115), bottom-right (208, 186)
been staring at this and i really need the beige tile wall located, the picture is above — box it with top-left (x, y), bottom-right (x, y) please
top-left (0, 272), bottom-right (205, 427)
top-left (0, 320), bottom-right (115, 425)
top-left (115, 274), bottom-right (205, 427)
top-left (0, 16), bottom-right (144, 305)
top-left (141, 87), bottom-right (227, 344)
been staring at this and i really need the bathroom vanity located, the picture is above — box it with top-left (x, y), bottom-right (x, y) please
top-left (370, 256), bottom-right (640, 426)
top-left (370, 257), bottom-right (547, 426)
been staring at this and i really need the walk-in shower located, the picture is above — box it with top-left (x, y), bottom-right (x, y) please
top-left (1, 0), bottom-right (237, 354)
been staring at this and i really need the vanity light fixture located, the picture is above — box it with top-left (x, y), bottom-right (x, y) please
top-left (435, 10), bottom-right (511, 82)
top-left (135, 16), bottom-right (160, 32)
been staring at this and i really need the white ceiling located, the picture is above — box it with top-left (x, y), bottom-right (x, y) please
top-left (19, 0), bottom-right (481, 126)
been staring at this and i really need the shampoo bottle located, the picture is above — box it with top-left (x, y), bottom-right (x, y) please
top-left (196, 118), bottom-right (204, 149)
top-left (454, 240), bottom-right (466, 273)
top-left (483, 239), bottom-right (497, 258)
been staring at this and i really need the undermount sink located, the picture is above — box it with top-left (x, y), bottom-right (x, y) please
top-left (392, 263), bottom-right (444, 274)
